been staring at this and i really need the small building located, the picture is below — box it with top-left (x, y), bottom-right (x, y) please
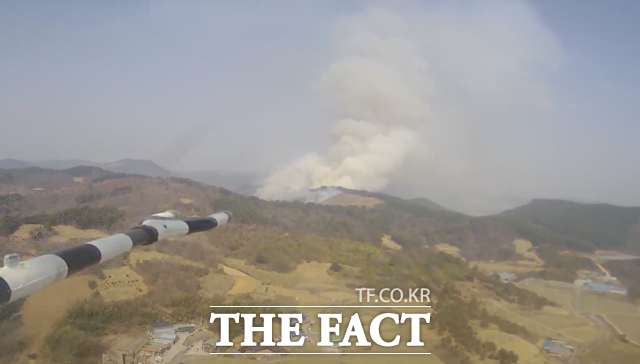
top-left (173, 323), bottom-right (196, 333)
top-left (543, 338), bottom-right (572, 358)
top-left (578, 280), bottom-right (628, 295)
top-left (150, 322), bottom-right (174, 337)
top-left (499, 272), bottom-right (517, 283)
top-left (153, 328), bottom-right (176, 337)
top-left (151, 322), bottom-right (172, 330)
top-left (139, 343), bottom-right (169, 357)
top-left (587, 281), bottom-right (613, 293)
top-left (574, 279), bottom-right (589, 287)
top-left (155, 333), bottom-right (178, 345)
top-left (611, 287), bottom-right (628, 295)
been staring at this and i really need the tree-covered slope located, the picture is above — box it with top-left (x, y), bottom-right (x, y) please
top-left (500, 199), bottom-right (640, 252)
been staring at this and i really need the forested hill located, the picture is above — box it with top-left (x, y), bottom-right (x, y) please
top-left (500, 199), bottom-right (640, 253)
top-left (2, 166), bottom-right (640, 259)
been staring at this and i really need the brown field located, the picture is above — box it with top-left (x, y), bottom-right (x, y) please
top-left (319, 290), bottom-right (358, 302)
top-left (220, 264), bottom-right (263, 295)
top-left (263, 285), bottom-right (331, 305)
top-left (199, 272), bottom-right (234, 298)
top-left (381, 234), bottom-right (402, 250)
top-left (128, 248), bottom-right (207, 268)
top-left (470, 239), bottom-right (544, 275)
top-left (470, 260), bottom-right (541, 275)
top-left (293, 262), bottom-right (335, 283)
top-left (95, 266), bottom-right (148, 301)
top-left (514, 239), bottom-right (544, 266)
top-left (102, 328), bottom-right (148, 351)
top-left (50, 225), bottom-right (108, 243)
top-left (606, 314), bottom-right (640, 344)
top-left (321, 192), bottom-right (384, 208)
top-left (20, 275), bottom-right (94, 351)
top-left (10, 224), bottom-right (44, 240)
top-left (435, 243), bottom-right (462, 258)
top-left (580, 291), bottom-right (639, 316)
top-left (180, 197), bottom-right (196, 205)
top-left (8, 223), bottom-right (107, 245)
top-left (219, 259), bottom-right (359, 305)
top-left (128, 249), bottom-right (168, 263)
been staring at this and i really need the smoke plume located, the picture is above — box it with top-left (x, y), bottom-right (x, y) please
top-left (256, 8), bottom-right (432, 201)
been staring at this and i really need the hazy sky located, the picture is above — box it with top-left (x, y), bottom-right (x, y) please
top-left (1, 0), bottom-right (639, 211)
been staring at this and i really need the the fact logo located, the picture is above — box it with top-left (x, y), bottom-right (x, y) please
top-left (209, 312), bottom-right (431, 348)
top-left (209, 288), bottom-right (432, 352)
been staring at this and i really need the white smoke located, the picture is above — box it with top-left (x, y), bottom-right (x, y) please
top-left (256, 8), bottom-right (433, 201)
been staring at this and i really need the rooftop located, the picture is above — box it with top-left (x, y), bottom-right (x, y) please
top-left (499, 272), bottom-right (517, 281)
top-left (543, 339), bottom-right (568, 354)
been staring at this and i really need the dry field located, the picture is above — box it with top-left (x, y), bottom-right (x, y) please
top-left (95, 266), bottom-right (148, 301)
top-left (50, 225), bottom-right (108, 243)
top-left (381, 234), bottom-right (402, 250)
top-left (435, 243), bottom-right (462, 258)
top-left (220, 264), bottom-right (263, 295)
top-left (321, 192), bottom-right (384, 208)
top-left (221, 259), bottom-right (356, 305)
top-left (580, 291), bottom-right (640, 316)
top-left (20, 275), bottom-right (94, 351)
top-left (605, 315), bottom-right (640, 344)
top-left (198, 272), bottom-right (235, 298)
top-left (514, 239), bottom-right (544, 266)
top-left (470, 239), bottom-right (544, 275)
top-left (180, 197), bottom-right (196, 205)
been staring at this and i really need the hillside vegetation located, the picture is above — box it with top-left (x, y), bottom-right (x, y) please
top-left (2, 167), bottom-right (640, 363)
top-left (501, 199), bottom-right (640, 253)
top-left (2, 167), bottom-right (639, 261)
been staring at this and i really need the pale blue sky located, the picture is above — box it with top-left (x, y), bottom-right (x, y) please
top-left (0, 0), bottom-right (639, 209)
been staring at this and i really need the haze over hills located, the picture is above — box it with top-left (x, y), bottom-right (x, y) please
top-left (0, 158), bottom-right (265, 192)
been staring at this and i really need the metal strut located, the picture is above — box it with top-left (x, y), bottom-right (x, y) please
top-left (0, 210), bottom-right (232, 305)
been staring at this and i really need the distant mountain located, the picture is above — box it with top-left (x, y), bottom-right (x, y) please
top-left (407, 197), bottom-right (452, 212)
top-left (102, 159), bottom-right (173, 178)
top-left (0, 159), bottom-right (33, 169)
top-left (0, 158), bottom-right (173, 178)
top-left (500, 199), bottom-right (640, 252)
top-left (180, 170), bottom-right (265, 193)
top-left (36, 159), bottom-right (102, 170)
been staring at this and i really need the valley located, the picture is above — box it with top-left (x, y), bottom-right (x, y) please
top-left (0, 167), bottom-right (639, 364)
